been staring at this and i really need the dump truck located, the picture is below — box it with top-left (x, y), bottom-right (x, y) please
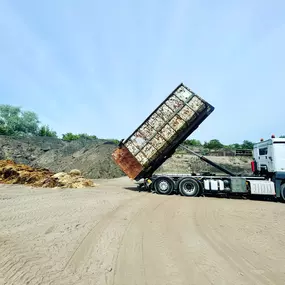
top-left (112, 83), bottom-right (285, 201)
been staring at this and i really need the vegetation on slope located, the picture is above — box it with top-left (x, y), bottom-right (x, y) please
top-left (0, 104), bottom-right (283, 149)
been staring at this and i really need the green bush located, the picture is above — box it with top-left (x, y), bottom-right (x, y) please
top-left (62, 133), bottom-right (97, 141)
top-left (183, 139), bottom-right (202, 146)
top-left (204, 139), bottom-right (224, 150)
top-left (38, 125), bottom-right (57, 137)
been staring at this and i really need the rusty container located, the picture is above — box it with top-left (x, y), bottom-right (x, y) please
top-left (112, 83), bottom-right (214, 180)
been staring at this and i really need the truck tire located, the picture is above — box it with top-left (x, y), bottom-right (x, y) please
top-left (178, 178), bottom-right (200, 197)
top-left (153, 177), bottom-right (174, 195)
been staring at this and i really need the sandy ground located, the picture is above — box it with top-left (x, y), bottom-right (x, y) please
top-left (1, 177), bottom-right (285, 285)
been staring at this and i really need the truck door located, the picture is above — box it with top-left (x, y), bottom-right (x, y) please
top-left (267, 145), bottom-right (274, 172)
top-left (258, 146), bottom-right (269, 173)
top-left (272, 142), bottom-right (285, 172)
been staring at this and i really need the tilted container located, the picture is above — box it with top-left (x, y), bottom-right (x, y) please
top-left (112, 83), bottom-right (214, 181)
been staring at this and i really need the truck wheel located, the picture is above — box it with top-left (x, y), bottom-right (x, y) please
top-left (179, 178), bottom-right (200, 197)
top-left (280, 184), bottom-right (285, 202)
top-left (153, 177), bottom-right (174, 195)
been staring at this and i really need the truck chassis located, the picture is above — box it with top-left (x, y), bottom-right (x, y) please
top-left (138, 174), bottom-right (285, 202)
top-left (137, 145), bottom-right (285, 202)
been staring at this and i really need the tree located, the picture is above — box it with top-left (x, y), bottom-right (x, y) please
top-left (62, 132), bottom-right (97, 141)
top-left (0, 117), bottom-right (7, 135)
top-left (0, 104), bottom-right (39, 136)
top-left (20, 111), bottom-right (40, 134)
top-left (62, 132), bottom-right (80, 141)
top-left (228, 143), bottom-right (241, 149)
top-left (280, 135), bottom-right (285, 138)
top-left (38, 125), bottom-right (57, 137)
top-left (204, 139), bottom-right (224, 149)
top-left (241, 140), bottom-right (254, 149)
top-left (184, 139), bottom-right (202, 147)
top-left (78, 133), bottom-right (97, 140)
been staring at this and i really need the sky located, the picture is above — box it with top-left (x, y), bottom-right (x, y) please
top-left (0, 0), bottom-right (284, 145)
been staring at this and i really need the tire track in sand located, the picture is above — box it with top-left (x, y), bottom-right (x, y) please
top-left (193, 199), bottom-right (275, 285)
top-left (110, 194), bottom-right (171, 285)
top-left (61, 192), bottom-right (152, 284)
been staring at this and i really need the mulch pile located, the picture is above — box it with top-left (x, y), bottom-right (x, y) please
top-left (0, 160), bottom-right (96, 188)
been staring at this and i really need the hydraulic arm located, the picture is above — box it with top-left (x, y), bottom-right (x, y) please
top-left (180, 145), bottom-right (236, 176)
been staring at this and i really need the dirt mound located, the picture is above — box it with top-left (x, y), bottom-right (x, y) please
top-left (35, 142), bottom-right (123, 179)
top-left (0, 160), bottom-right (96, 188)
top-left (0, 135), bottom-right (124, 179)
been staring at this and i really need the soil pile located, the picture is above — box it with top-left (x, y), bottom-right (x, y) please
top-left (0, 160), bottom-right (96, 188)
top-left (0, 135), bottom-right (124, 179)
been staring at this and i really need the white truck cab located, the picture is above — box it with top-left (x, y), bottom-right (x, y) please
top-left (253, 136), bottom-right (285, 175)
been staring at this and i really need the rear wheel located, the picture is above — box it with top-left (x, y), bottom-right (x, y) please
top-left (179, 178), bottom-right (200, 197)
top-left (153, 177), bottom-right (174, 195)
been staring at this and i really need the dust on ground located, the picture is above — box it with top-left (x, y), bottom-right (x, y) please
top-left (0, 177), bottom-right (285, 285)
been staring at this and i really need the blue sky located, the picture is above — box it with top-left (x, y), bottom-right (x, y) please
top-left (0, 0), bottom-right (284, 145)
